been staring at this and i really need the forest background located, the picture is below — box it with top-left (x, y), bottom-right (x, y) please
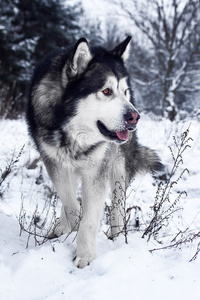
top-left (0, 0), bottom-right (200, 121)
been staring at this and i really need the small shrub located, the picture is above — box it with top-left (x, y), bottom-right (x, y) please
top-left (105, 179), bottom-right (140, 244)
top-left (0, 145), bottom-right (25, 197)
top-left (142, 127), bottom-right (192, 242)
top-left (18, 192), bottom-right (59, 248)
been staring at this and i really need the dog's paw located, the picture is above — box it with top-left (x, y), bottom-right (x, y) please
top-left (105, 227), bottom-right (122, 240)
top-left (73, 254), bottom-right (96, 269)
top-left (48, 218), bottom-right (70, 239)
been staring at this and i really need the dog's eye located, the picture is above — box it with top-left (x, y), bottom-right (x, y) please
top-left (102, 88), bottom-right (113, 96)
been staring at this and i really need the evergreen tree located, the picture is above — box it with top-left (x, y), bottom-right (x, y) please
top-left (0, 0), bottom-right (101, 118)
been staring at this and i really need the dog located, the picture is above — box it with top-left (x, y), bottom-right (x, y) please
top-left (27, 36), bottom-right (163, 268)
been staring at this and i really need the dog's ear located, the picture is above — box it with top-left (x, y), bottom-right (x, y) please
top-left (70, 38), bottom-right (92, 76)
top-left (111, 36), bottom-right (132, 62)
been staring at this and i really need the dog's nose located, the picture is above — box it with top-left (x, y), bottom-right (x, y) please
top-left (124, 111), bottom-right (140, 124)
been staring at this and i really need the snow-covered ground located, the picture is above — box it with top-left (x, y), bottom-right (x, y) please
top-left (0, 115), bottom-right (200, 300)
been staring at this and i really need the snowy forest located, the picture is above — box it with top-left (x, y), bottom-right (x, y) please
top-left (0, 1), bottom-right (200, 299)
top-left (0, 0), bottom-right (200, 120)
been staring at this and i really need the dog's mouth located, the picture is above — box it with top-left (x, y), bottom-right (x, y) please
top-left (97, 120), bottom-right (133, 142)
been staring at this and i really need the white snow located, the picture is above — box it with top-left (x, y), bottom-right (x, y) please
top-left (0, 115), bottom-right (200, 300)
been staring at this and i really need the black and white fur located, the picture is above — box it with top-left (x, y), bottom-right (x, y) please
top-left (27, 37), bottom-right (163, 268)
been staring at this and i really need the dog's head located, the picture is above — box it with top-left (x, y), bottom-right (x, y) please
top-left (64, 37), bottom-right (140, 145)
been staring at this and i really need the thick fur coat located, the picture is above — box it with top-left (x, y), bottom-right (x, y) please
top-left (27, 37), bottom-right (163, 268)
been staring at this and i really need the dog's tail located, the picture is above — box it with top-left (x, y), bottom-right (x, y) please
top-left (138, 146), bottom-right (164, 174)
top-left (126, 146), bottom-right (164, 179)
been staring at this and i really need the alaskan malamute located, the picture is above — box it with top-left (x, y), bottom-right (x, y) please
top-left (27, 37), bottom-right (163, 268)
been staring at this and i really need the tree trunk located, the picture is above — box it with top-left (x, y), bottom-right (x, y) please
top-left (164, 91), bottom-right (177, 121)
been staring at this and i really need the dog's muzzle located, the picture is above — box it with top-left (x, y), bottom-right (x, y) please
top-left (97, 111), bottom-right (140, 143)
top-left (124, 111), bottom-right (140, 129)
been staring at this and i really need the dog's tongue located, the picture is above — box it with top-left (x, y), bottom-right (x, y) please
top-left (116, 130), bottom-right (128, 140)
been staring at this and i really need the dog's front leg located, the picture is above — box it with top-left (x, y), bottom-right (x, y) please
top-left (110, 177), bottom-right (126, 239)
top-left (109, 153), bottom-right (127, 239)
top-left (74, 175), bottom-right (107, 268)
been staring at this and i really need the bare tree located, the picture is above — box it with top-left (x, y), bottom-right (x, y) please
top-left (118, 0), bottom-right (200, 120)
top-left (103, 21), bottom-right (128, 49)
